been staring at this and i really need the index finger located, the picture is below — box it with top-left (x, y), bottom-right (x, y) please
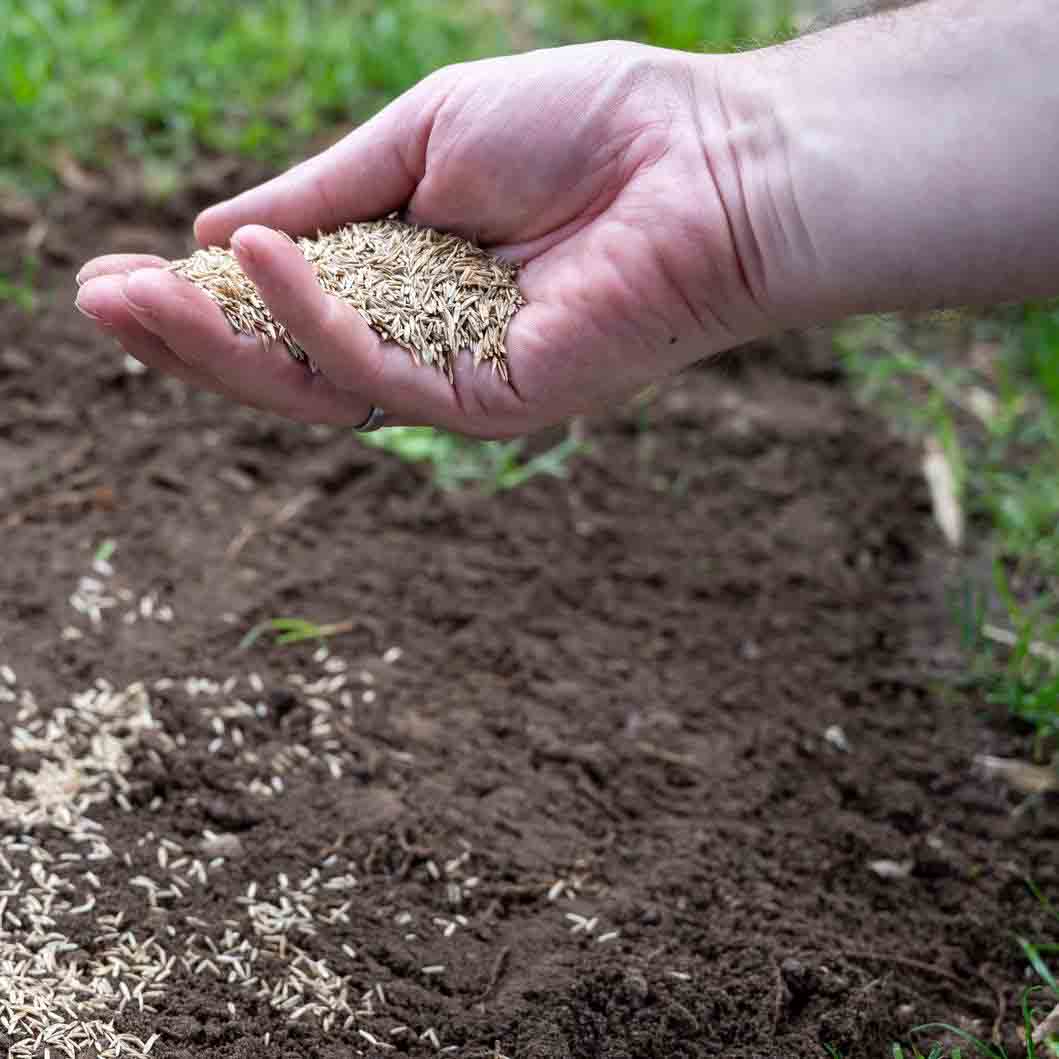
top-left (76, 254), bottom-right (170, 286)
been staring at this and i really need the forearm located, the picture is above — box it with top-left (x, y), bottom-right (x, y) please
top-left (703, 0), bottom-right (1059, 327)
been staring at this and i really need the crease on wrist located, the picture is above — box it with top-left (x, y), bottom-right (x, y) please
top-left (710, 50), bottom-right (826, 330)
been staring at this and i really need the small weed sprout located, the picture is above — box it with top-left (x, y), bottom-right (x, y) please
top-left (0, 252), bottom-right (40, 313)
top-left (360, 426), bottom-right (583, 493)
top-left (93, 538), bottom-right (117, 564)
top-left (239, 616), bottom-right (359, 651)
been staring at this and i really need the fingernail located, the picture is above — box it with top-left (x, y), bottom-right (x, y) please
top-left (122, 270), bottom-right (157, 314)
top-left (229, 226), bottom-right (264, 264)
top-left (74, 290), bottom-right (107, 323)
top-left (75, 269), bottom-right (87, 287)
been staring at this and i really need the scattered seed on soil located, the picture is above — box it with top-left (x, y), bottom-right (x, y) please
top-left (868, 858), bottom-right (915, 879)
top-left (169, 218), bottom-right (525, 381)
top-left (823, 724), bottom-right (850, 752)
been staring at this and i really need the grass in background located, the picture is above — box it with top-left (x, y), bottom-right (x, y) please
top-left (2, 0), bottom-right (508, 194)
top-left (840, 307), bottom-right (1059, 1057)
top-left (527, 0), bottom-right (794, 52)
top-left (2, 0), bottom-right (793, 196)
top-left (238, 615), bottom-right (362, 650)
top-left (838, 304), bottom-right (1059, 753)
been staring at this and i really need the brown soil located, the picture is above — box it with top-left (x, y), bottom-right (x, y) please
top-left (0, 180), bottom-right (1053, 1059)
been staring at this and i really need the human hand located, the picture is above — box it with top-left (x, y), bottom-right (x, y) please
top-left (74, 42), bottom-right (772, 438)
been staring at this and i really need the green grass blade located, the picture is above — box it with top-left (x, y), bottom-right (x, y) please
top-left (239, 616), bottom-right (323, 650)
top-left (912, 1024), bottom-right (1006, 1059)
top-left (1020, 937), bottom-right (1059, 995)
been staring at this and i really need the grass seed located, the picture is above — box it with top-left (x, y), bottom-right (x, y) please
top-left (169, 217), bottom-right (525, 381)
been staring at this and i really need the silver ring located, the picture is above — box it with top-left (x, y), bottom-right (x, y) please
top-left (354, 405), bottom-right (386, 432)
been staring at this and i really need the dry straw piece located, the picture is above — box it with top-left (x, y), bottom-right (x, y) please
top-left (169, 217), bottom-right (524, 381)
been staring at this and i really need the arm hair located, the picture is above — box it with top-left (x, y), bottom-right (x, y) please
top-left (801, 0), bottom-right (928, 34)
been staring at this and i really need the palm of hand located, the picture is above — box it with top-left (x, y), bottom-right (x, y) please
top-left (76, 43), bottom-right (752, 436)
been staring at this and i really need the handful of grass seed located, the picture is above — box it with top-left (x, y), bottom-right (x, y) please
top-left (169, 217), bottom-right (524, 381)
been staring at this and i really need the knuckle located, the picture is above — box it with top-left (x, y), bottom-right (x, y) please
top-left (459, 360), bottom-right (527, 433)
top-left (282, 282), bottom-right (336, 356)
top-left (315, 291), bottom-right (345, 343)
top-left (308, 169), bottom-right (340, 230)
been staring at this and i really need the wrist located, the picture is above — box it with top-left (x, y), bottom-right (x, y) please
top-left (686, 50), bottom-right (798, 332)
top-left (702, 1), bottom-right (1059, 327)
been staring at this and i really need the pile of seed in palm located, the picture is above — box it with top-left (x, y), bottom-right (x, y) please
top-left (169, 217), bottom-right (524, 380)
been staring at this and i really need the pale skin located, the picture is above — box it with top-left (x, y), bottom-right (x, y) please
top-left (75, 0), bottom-right (1059, 439)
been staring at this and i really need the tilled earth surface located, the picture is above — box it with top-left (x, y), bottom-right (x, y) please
top-left (0, 181), bottom-right (1053, 1058)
